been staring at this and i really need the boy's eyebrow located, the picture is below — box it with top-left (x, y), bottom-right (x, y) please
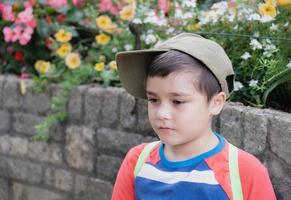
top-left (146, 90), bottom-right (190, 97)
top-left (146, 91), bottom-right (157, 96)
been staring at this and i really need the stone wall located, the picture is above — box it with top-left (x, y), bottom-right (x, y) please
top-left (0, 75), bottom-right (290, 200)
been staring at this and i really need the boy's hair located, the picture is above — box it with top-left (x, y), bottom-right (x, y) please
top-left (146, 50), bottom-right (221, 102)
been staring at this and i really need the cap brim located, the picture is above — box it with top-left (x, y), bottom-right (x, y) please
top-left (116, 49), bottom-right (167, 99)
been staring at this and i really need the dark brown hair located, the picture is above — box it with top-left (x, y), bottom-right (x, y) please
top-left (146, 50), bottom-right (222, 102)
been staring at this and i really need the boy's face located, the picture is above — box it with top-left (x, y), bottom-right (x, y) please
top-left (146, 70), bottom-right (224, 147)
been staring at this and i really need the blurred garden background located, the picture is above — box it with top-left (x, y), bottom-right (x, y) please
top-left (0, 1), bottom-right (291, 200)
top-left (0, 0), bottom-right (290, 139)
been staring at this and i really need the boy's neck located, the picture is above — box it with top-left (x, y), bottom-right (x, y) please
top-left (163, 130), bottom-right (219, 162)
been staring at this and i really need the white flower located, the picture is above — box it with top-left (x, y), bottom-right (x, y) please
top-left (260, 16), bottom-right (274, 23)
top-left (112, 47), bottom-right (118, 53)
top-left (253, 32), bottom-right (260, 37)
top-left (174, 9), bottom-right (183, 18)
top-left (287, 61), bottom-right (291, 68)
top-left (262, 39), bottom-right (278, 57)
top-left (284, 22), bottom-right (289, 27)
top-left (234, 81), bottom-right (244, 91)
top-left (145, 34), bottom-right (157, 45)
top-left (249, 79), bottom-right (258, 87)
top-left (241, 52), bottom-right (251, 60)
top-left (166, 27), bottom-right (175, 34)
top-left (211, 1), bottom-right (228, 13)
top-left (250, 39), bottom-right (263, 50)
top-left (182, 0), bottom-right (197, 8)
top-left (270, 23), bottom-right (278, 31)
top-left (248, 13), bottom-right (261, 21)
top-left (182, 12), bottom-right (195, 19)
top-left (132, 18), bottom-right (142, 24)
top-left (233, 25), bottom-right (238, 30)
top-left (144, 11), bottom-right (167, 26)
top-left (124, 44), bottom-right (133, 51)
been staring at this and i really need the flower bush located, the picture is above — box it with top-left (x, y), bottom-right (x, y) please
top-left (0, 0), bottom-right (290, 140)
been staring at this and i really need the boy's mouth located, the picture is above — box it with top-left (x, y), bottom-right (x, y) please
top-left (158, 127), bottom-right (175, 133)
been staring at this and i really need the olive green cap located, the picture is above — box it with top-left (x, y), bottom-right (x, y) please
top-left (116, 33), bottom-right (235, 99)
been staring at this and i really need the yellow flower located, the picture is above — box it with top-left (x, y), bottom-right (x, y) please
top-left (259, 2), bottom-right (277, 17)
top-left (96, 15), bottom-right (113, 30)
top-left (125, 0), bottom-right (135, 3)
top-left (54, 29), bottom-right (72, 43)
top-left (277, 0), bottom-right (291, 6)
top-left (95, 33), bottom-right (111, 45)
top-left (119, 3), bottom-right (136, 21)
top-left (95, 62), bottom-right (105, 72)
top-left (65, 53), bottom-right (81, 69)
top-left (34, 60), bottom-right (51, 74)
top-left (109, 60), bottom-right (117, 70)
top-left (95, 15), bottom-right (121, 33)
top-left (186, 23), bottom-right (201, 31)
top-left (56, 43), bottom-right (72, 57)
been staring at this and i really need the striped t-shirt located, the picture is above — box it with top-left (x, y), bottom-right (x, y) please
top-left (112, 134), bottom-right (276, 200)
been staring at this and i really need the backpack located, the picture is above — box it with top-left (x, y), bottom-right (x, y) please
top-left (134, 141), bottom-right (243, 200)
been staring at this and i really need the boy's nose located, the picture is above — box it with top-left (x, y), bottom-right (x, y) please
top-left (156, 103), bottom-right (171, 120)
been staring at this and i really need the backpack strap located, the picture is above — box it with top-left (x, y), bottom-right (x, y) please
top-left (134, 141), bottom-right (161, 177)
top-left (228, 143), bottom-right (243, 200)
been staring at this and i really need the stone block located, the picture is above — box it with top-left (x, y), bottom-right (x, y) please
top-left (0, 110), bottom-right (10, 132)
top-left (219, 102), bottom-right (248, 148)
top-left (21, 79), bottom-right (51, 115)
top-left (96, 155), bottom-right (123, 183)
top-left (75, 174), bottom-right (113, 200)
top-left (28, 141), bottom-right (63, 164)
top-left (97, 128), bottom-right (143, 155)
top-left (0, 156), bottom-right (42, 184)
top-left (0, 135), bottom-right (28, 156)
top-left (0, 76), bottom-right (5, 109)
top-left (266, 156), bottom-right (291, 200)
top-left (100, 87), bottom-right (122, 127)
top-left (12, 112), bottom-right (43, 136)
top-left (44, 168), bottom-right (73, 192)
top-left (268, 109), bottom-right (291, 165)
top-left (243, 108), bottom-right (267, 155)
top-left (136, 99), bottom-right (153, 135)
top-left (68, 85), bottom-right (90, 123)
top-left (65, 126), bottom-right (96, 171)
top-left (13, 183), bottom-right (64, 200)
top-left (84, 87), bottom-right (103, 127)
top-left (2, 76), bottom-right (21, 110)
top-left (120, 89), bottom-right (137, 130)
top-left (0, 178), bottom-right (9, 200)
top-left (0, 135), bottom-right (10, 154)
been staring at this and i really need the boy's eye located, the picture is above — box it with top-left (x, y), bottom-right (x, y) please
top-left (173, 100), bottom-right (185, 105)
top-left (147, 98), bottom-right (158, 103)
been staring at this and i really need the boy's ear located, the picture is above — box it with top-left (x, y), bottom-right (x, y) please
top-left (209, 92), bottom-right (226, 115)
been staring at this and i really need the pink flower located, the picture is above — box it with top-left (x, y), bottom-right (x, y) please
top-left (11, 26), bottom-right (22, 42)
top-left (158, 0), bottom-right (170, 14)
top-left (19, 27), bottom-right (34, 45)
top-left (99, 0), bottom-right (120, 15)
top-left (3, 27), bottom-right (13, 42)
top-left (72, 0), bottom-right (85, 7)
top-left (46, 0), bottom-right (67, 9)
top-left (15, 7), bottom-right (34, 24)
top-left (0, 3), bottom-right (15, 21)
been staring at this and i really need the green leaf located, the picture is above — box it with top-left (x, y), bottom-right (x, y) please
top-left (263, 68), bottom-right (291, 106)
top-left (36, 19), bottom-right (50, 38)
top-left (67, 9), bottom-right (84, 23)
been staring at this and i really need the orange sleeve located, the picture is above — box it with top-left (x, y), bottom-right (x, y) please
top-left (111, 143), bottom-right (147, 200)
top-left (238, 150), bottom-right (277, 200)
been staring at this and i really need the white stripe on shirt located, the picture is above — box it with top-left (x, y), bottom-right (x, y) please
top-left (137, 163), bottom-right (219, 185)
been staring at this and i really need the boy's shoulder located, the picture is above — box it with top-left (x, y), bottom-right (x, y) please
top-left (237, 147), bottom-right (270, 181)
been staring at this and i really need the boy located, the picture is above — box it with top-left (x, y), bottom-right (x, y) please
top-left (112, 33), bottom-right (276, 200)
